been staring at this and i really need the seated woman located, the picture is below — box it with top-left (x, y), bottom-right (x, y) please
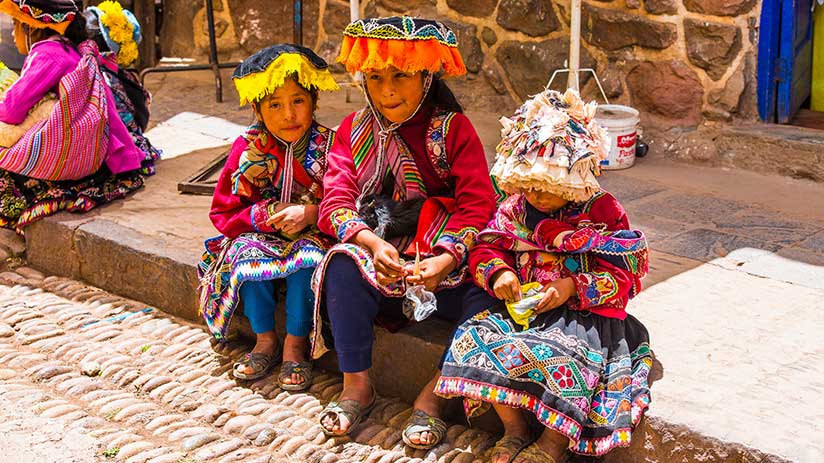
top-left (198, 44), bottom-right (338, 389)
top-left (0, 0), bottom-right (149, 232)
top-left (84, 1), bottom-right (161, 175)
top-left (312, 16), bottom-right (499, 448)
top-left (435, 89), bottom-right (652, 463)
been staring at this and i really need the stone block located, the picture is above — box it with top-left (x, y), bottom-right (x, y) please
top-left (582, 4), bottom-right (677, 51)
top-left (481, 27), bottom-right (497, 46)
top-left (655, 227), bottom-right (781, 262)
top-left (377, 0), bottom-right (435, 11)
top-left (25, 215), bottom-right (88, 279)
top-left (644, 0), bottom-right (678, 14)
top-left (72, 220), bottom-right (200, 321)
top-left (683, 0), bottom-right (756, 16)
top-left (442, 21), bottom-right (483, 74)
top-left (496, 38), bottom-right (595, 100)
top-left (626, 60), bottom-right (704, 128)
top-left (322, 0), bottom-right (351, 44)
top-left (0, 228), bottom-right (25, 256)
top-left (710, 54), bottom-right (748, 112)
top-left (685, 19), bottom-right (742, 81)
top-left (446, 0), bottom-right (497, 18)
top-left (496, 0), bottom-right (561, 37)
top-left (481, 57), bottom-right (508, 95)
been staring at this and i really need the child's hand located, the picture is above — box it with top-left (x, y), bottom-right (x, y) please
top-left (491, 270), bottom-right (521, 302)
top-left (535, 277), bottom-right (576, 313)
top-left (370, 240), bottom-right (405, 286)
top-left (267, 204), bottom-right (317, 235)
top-left (405, 254), bottom-right (456, 291)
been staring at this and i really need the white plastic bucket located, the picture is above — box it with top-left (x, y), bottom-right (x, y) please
top-left (595, 104), bottom-right (640, 170)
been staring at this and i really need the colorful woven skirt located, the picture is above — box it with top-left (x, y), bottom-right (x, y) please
top-left (198, 231), bottom-right (332, 340)
top-left (436, 307), bottom-right (651, 456)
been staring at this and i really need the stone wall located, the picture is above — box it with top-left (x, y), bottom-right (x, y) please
top-left (160, 0), bottom-right (762, 131)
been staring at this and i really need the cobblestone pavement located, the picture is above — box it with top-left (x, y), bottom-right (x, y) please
top-left (0, 271), bottom-right (494, 463)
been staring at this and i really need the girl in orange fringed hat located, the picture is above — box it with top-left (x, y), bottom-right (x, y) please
top-left (310, 16), bottom-right (500, 447)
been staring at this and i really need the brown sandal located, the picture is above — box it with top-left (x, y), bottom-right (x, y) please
top-left (278, 360), bottom-right (313, 391)
top-left (319, 387), bottom-right (377, 437)
top-left (401, 409), bottom-right (448, 449)
top-left (513, 441), bottom-right (561, 463)
top-left (232, 352), bottom-right (276, 380)
top-left (488, 435), bottom-right (532, 463)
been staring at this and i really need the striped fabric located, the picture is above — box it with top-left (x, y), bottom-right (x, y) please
top-left (350, 109), bottom-right (425, 200)
top-left (0, 40), bottom-right (108, 181)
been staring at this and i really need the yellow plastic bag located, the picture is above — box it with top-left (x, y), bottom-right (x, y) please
top-left (505, 282), bottom-right (544, 330)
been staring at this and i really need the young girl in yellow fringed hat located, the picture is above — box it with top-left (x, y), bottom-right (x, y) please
top-left (311, 16), bottom-right (499, 447)
top-left (198, 44), bottom-right (338, 390)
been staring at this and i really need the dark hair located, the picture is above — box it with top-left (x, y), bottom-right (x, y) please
top-left (425, 73), bottom-right (463, 114)
top-left (31, 13), bottom-right (88, 48)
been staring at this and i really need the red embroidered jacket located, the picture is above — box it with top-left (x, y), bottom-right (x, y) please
top-left (319, 105), bottom-right (496, 265)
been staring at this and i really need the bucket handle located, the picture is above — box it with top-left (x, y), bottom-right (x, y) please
top-left (545, 68), bottom-right (610, 105)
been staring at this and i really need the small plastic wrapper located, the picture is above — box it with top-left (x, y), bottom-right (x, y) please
top-left (505, 282), bottom-right (545, 330)
top-left (403, 285), bottom-right (438, 322)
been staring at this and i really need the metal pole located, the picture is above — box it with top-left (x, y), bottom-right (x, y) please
top-left (293, 0), bottom-right (302, 45)
top-left (567, 0), bottom-right (581, 90)
top-left (204, 0), bottom-right (223, 102)
top-left (350, 0), bottom-right (359, 21)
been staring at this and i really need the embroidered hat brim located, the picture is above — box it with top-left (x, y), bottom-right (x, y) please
top-left (232, 44), bottom-right (339, 106)
top-left (337, 16), bottom-right (466, 77)
top-left (0, 0), bottom-right (78, 34)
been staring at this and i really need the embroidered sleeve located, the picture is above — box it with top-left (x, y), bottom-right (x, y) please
top-left (329, 207), bottom-right (370, 242)
top-left (474, 257), bottom-right (513, 294)
top-left (433, 227), bottom-right (478, 267)
top-left (250, 199), bottom-right (278, 233)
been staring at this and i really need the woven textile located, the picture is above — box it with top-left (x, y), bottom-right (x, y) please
top-left (437, 308), bottom-right (652, 456)
top-left (0, 40), bottom-right (108, 181)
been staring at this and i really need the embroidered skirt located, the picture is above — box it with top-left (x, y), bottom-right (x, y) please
top-left (435, 307), bottom-right (652, 456)
top-left (198, 231), bottom-right (333, 340)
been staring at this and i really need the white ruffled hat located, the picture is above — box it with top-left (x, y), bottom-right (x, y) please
top-left (491, 88), bottom-right (609, 203)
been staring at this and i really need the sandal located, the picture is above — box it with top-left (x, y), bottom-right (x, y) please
top-left (232, 352), bottom-right (276, 380)
top-left (401, 409), bottom-right (448, 450)
top-left (319, 387), bottom-right (377, 437)
top-left (488, 435), bottom-right (533, 463)
top-left (513, 441), bottom-right (561, 463)
top-left (278, 360), bottom-right (313, 391)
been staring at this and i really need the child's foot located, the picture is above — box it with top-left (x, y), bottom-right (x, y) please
top-left (279, 334), bottom-right (310, 388)
top-left (403, 375), bottom-right (447, 448)
top-left (233, 331), bottom-right (279, 379)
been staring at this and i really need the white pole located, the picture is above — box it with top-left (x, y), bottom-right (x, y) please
top-left (350, 0), bottom-right (360, 21)
top-left (567, 0), bottom-right (581, 90)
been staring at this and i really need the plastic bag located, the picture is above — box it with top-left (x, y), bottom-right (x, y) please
top-left (505, 282), bottom-right (545, 330)
top-left (403, 285), bottom-right (438, 322)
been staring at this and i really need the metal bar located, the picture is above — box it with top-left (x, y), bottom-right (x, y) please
top-left (293, 0), bottom-right (302, 45)
top-left (204, 0), bottom-right (224, 102)
top-left (139, 62), bottom-right (241, 86)
top-left (567, 0), bottom-right (582, 90)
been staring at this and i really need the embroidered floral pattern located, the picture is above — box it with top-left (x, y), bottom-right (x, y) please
top-left (329, 207), bottom-right (368, 242)
top-left (435, 226), bottom-right (478, 266)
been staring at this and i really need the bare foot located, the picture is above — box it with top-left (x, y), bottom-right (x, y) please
top-left (280, 334), bottom-right (309, 386)
top-left (405, 374), bottom-right (446, 447)
top-left (319, 371), bottom-right (374, 435)
top-left (237, 331), bottom-right (278, 376)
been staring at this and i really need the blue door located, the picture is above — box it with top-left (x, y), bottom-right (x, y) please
top-left (758, 0), bottom-right (814, 123)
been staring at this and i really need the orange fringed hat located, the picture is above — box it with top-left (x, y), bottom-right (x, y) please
top-left (0, 0), bottom-right (78, 35)
top-left (337, 16), bottom-right (466, 77)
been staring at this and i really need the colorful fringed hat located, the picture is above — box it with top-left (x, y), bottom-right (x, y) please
top-left (86, 1), bottom-right (141, 67)
top-left (0, 0), bottom-right (78, 34)
top-left (491, 89), bottom-right (609, 203)
top-left (337, 16), bottom-right (466, 77)
top-left (232, 44), bottom-right (339, 107)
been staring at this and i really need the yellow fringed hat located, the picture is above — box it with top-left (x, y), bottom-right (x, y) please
top-left (0, 0), bottom-right (78, 34)
top-left (232, 44), bottom-right (339, 107)
top-left (337, 16), bottom-right (466, 77)
top-left (491, 89), bottom-right (609, 203)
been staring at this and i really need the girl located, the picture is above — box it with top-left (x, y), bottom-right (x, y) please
top-left (0, 0), bottom-right (149, 232)
top-left (311, 16), bottom-right (499, 448)
top-left (435, 89), bottom-right (652, 463)
top-left (198, 44), bottom-right (338, 389)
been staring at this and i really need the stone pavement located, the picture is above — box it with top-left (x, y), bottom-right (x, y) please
top-left (13, 71), bottom-right (824, 462)
top-left (0, 271), bottom-right (495, 463)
